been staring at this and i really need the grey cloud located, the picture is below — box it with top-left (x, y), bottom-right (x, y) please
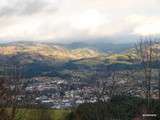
top-left (0, 0), bottom-right (159, 42)
top-left (0, 0), bottom-right (57, 17)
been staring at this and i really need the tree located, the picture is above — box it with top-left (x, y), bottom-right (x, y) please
top-left (0, 64), bottom-right (30, 120)
top-left (134, 37), bottom-right (154, 109)
top-left (152, 40), bottom-right (160, 101)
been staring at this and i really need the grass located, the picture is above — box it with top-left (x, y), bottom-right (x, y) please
top-left (0, 108), bottom-right (71, 120)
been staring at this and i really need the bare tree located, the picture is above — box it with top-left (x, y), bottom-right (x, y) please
top-left (152, 40), bottom-right (160, 100)
top-left (134, 37), bottom-right (154, 109)
top-left (0, 64), bottom-right (30, 120)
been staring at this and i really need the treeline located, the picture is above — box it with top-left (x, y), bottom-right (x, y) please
top-left (1, 96), bottom-right (160, 120)
top-left (75, 96), bottom-right (160, 120)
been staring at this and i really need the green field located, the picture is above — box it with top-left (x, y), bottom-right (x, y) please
top-left (0, 108), bottom-right (73, 120)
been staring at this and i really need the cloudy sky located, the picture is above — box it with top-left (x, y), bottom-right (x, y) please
top-left (0, 0), bottom-right (160, 43)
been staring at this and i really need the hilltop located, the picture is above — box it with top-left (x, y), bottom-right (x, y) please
top-left (0, 41), bottom-right (135, 78)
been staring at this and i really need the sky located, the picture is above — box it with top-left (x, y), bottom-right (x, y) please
top-left (0, 0), bottom-right (160, 43)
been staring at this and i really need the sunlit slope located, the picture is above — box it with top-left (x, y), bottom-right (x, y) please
top-left (0, 43), bottom-right (100, 62)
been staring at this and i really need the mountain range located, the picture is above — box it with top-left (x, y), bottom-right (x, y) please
top-left (0, 41), bottom-right (134, 78)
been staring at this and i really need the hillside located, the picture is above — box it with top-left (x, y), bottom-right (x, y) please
top-left (0, 42), bottom-right (100, 61)
top-left (0, 41), bottom-right (138, 78)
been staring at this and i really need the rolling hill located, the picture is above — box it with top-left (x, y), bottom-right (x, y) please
top-left (0, 41), bottom-right (136, 78)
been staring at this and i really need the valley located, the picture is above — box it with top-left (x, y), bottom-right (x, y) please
top-left (1, 41), bottom-right (160, 120)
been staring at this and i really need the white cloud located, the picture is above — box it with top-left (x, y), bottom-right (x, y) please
top-left (126, 15), bottom-right (160, 36)
top-left (0, 0), bottom-right (160, 42)
top-left (134, 22), bottom-right (160, 36)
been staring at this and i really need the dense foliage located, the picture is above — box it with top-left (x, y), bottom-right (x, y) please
top-left (1, 96), bottom-right (160, 120)
top-left (75, 96), bottom-right (160, 120)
